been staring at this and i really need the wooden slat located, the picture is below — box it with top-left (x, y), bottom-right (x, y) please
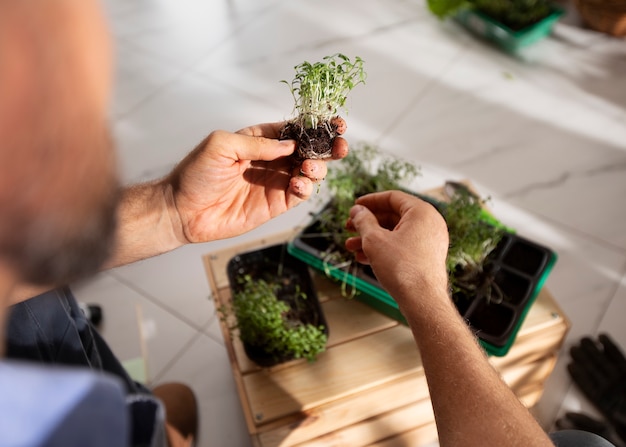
top-left (295, 395), bottom-right (435, 447)
top-left (323, 297), bottom-right (399, 346)
top-left (256, 374), bottom-right (430, 447)
top-left (292, 356), bottom-right (554, 447)
top-left (255, 350), bottom-right (558, 447)
top-left (368, 421), bottom-right (439, 447)
top-left (244, 324), bottom-right (421, 425)
top-left (367, 385), bottom-right (545, 447)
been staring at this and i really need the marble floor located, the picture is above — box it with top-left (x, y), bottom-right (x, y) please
top-left (71, 0), bottom-right (626, 445)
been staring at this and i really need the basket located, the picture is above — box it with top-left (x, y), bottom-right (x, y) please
top-left (574, 0), bottom-right (626, 36)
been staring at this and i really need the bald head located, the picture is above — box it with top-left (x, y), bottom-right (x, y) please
top-left (0, 0), bottom-right (120, 284)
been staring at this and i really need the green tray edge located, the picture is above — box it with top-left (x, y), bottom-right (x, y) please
top-left (287, 241), bottom-right (558, 357)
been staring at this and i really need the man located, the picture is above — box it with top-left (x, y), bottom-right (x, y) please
top-left (0, 1), bottom-right (615, 447)
top-left (0, 1), bottom-right (345, 445)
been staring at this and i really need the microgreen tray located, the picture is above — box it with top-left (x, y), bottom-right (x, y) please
top-left (454, 5), bottom-right (564, 52)
top-left (288, 201), bottom-right (557, 357)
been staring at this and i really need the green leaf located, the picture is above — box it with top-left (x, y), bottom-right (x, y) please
top-left (427, 0), bottom-right (469, 18)
top-left (224, 275), bottom-right (327, 362)
top-left (283, 54), bottom-right (366, 129)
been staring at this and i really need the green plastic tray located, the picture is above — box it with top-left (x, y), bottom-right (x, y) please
top-left (288, 201), bottom-right (558, 357)
top-left (454, 5), bottom-right (564, 52)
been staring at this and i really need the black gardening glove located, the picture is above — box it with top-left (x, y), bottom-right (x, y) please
top-left (568, 334), bottom-right (626, 444)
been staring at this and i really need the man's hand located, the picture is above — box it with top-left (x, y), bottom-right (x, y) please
top-left (344, 190), bottom-right (449, 309)
top-left (164, 122), bottom-right (348, 244)
top-left (10, 122), bottom-right (348, 304)
top-left (345, 190), bottom-right (555, 447)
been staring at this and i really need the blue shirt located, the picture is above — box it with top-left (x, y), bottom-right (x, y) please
top-left (0, 361), bottom-right (164, 447)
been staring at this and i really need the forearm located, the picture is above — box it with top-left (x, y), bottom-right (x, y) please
top-left (9, 181), bottom-right (185, 305)
top-left (399, 288), bottom-right (553, 447)
top-left (103, 180), bottom-right (185, 269)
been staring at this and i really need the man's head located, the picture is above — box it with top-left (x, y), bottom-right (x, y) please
top-left (0, 0), bottom-right (119, 286)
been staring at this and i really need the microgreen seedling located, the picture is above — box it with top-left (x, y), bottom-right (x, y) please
top-left (227, 275), bottom-right (327, 363)
top-left (281, 54), bottom-right (366, 159)
top-left (442, 186), bottom-right (505, 302)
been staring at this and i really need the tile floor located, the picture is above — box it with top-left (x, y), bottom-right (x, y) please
top-left (71, 0), bottom-right (626, 445)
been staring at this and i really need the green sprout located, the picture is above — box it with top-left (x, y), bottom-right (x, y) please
top-left (427, 0), bottom-right (552, 30)
top-left (229, 275), bottom-right (327, 363)
top-left (282, 53), bottom-right (366, 130)
top-left (320, 143), bottom-right (419, 248)
top-left (442, 188), bottom-right (505, 301)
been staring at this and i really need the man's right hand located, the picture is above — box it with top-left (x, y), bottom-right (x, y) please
top-left (344, 190), bottom-right (449, 311)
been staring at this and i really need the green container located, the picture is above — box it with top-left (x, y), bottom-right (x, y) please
top-left (454, 5), bottom-right (564, 52)
top-left (288, 202), bottom-right (558, 357)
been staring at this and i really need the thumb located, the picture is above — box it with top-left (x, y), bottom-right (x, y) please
top-left (233, 133), bottom-right (295, 161)
top-left (349, 204), bottom-right (380, 235)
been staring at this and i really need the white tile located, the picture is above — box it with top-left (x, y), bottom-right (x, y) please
top-left (108, 0), bottom-right (282, 69)
top-left (112, 70), bottom-right (283, 183)
top-left (70, 273), bottom-right (198, 381)
top-left (597, 271), bottom-right (626, 345)
top-left (377, 37), bottom-right (626, 249)
top-left (109, 243), bottom-right (216, 330)
top-left (153, 332), bottom-right (253, 447)
top-left (100, 0), bottom-right (146, 22)
top-left (111, 41), bottom-right (184, 119)
top-left (197, 0), bottom-right (431, 71)
top-left (70, 273), bottom-right (144, 364)
top-left (194, 6), bottom-right (472, 145)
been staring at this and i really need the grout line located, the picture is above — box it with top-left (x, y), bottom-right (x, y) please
top-left (111, 2), bottom-right (278, 122)
top-left (376, 43), bottom-right (470, 143)
top-left (108, 271), bottom-right (215, 332)
top-left (150, 329), bottom-right (205, 384)
top-left (151, 326), bottom-right (227, 384)
top-left (518, 209), bottom-right (626, 258)
top-left (590, 258), bottom-right (626, 335)
top-left (202, 312), bottom-right (226, 347)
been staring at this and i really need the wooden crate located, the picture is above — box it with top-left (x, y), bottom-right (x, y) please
top-left (203, 231), bottom-right (570, 447)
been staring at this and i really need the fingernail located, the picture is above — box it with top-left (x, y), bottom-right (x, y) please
top-left (350, 204), bottom-right (365, 218)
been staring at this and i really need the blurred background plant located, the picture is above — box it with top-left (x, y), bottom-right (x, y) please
top-left (427, 0), bottom-right (553, 30)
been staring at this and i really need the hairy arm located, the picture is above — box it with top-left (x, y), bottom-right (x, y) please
top-left (399, 285), bottom-right (552, 447)
top-left (345, 191), bottom-right (553, 447)
top-left (9, 122), bottom-right (347, 305)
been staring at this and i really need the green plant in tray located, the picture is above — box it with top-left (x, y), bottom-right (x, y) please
top-left (280, 53), bottom-right (366, 160)
top-left (427, 0), bottom-right (553, 30)
top-left (442, 186), bottom-right (505, 302)
top-left (228, 275), bottom-right (327, 363)
top-left (300, 145), bottom-right (507, 304)
top-left (318, 143), bottom-right (420, 254)
top-left (299, 143), bottom-right (419, 296)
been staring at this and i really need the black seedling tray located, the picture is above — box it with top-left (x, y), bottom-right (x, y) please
top-left (288, 204), bottom-right (557, 357)
top-left (227, 243), bottom-right (328, 367)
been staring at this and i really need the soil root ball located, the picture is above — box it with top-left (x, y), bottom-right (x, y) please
top-left (281, 116), bottom-right (346, 160)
